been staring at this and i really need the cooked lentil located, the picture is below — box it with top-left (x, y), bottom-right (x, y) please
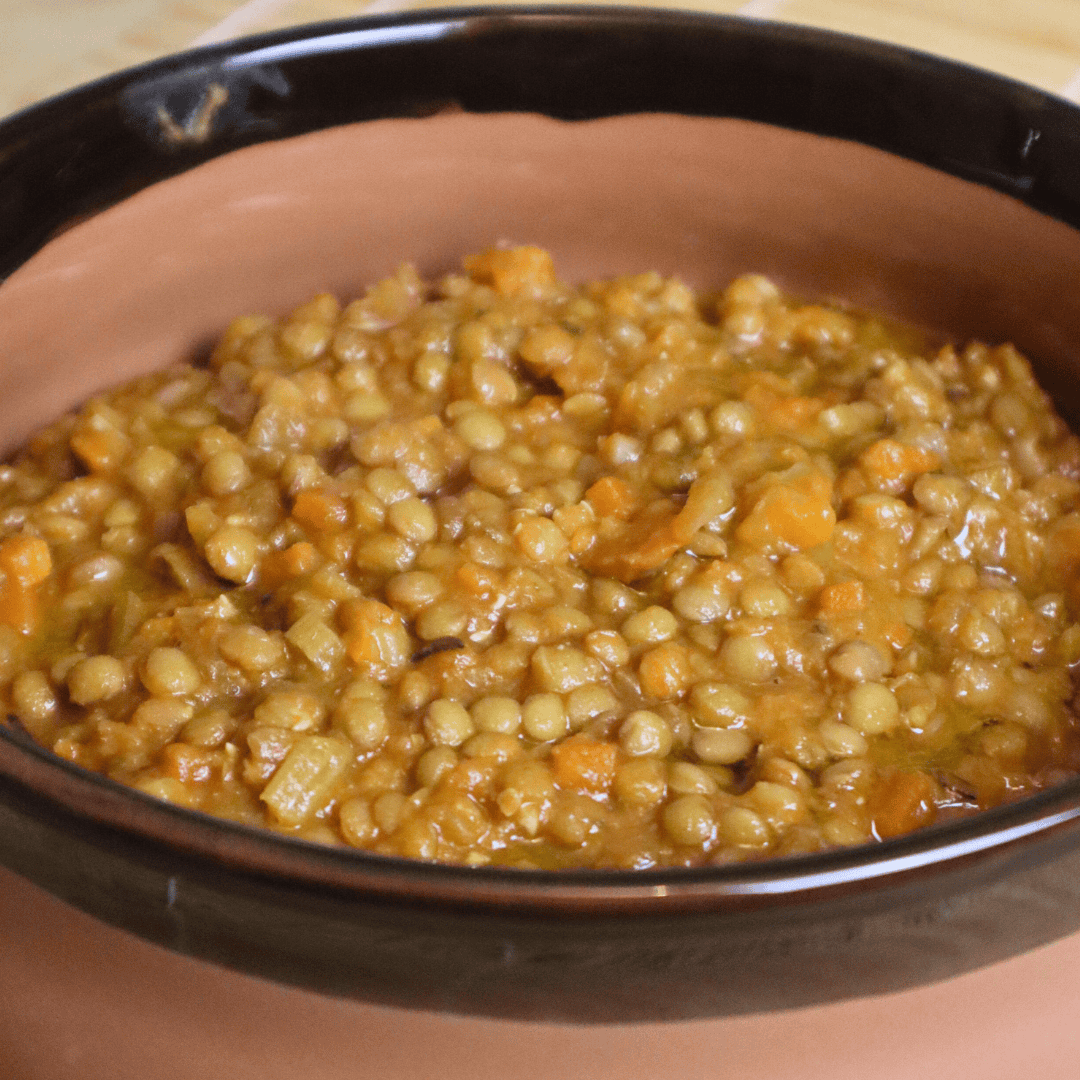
top-left (3, 246), bottom-right (1080, 868)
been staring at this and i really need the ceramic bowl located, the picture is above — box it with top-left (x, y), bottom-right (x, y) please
top-left (3, 6), bottom-right (1080, 1024)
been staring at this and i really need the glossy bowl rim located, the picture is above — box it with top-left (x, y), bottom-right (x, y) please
top-left (4, 5), bottom-right (1079, 276)
top-left (5, 722), bottom-right (1080, 914)
top-left (3, 5), bottom-right (1080, 917)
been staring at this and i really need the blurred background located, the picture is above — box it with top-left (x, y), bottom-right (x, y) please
top-left (3, 0), bottom-right (1079, 119)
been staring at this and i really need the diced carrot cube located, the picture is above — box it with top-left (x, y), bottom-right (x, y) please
top-left (638, 643), bottom-right (692, 700)
top-left (0, 536), bottom-right (52, 636)
top-left (569, 525), bottom-right (596, 555)
top-left (737, 469), bottom-right (836, 553)
top-left (869, 771), bottom-right (938, 839)
top-left (767, 396), bottom-right (824, 430)
top-left (0, 536), bottom-right (52, 586)
top-left (283, 541), bottom-right (319, 576)
top-left (859, 439), bottom-right (940, 482)
top-left (818, 580), bottom-right (866, 614)
top-left (550, 735), bottom-right (618, 794)
top-left (70, 424), bottom-right (129, 473)
top-left (585, 476), bottom-right (636, 519)
top-left (342, 599), bottom-right (411, 669)
top-left (291, 490), bottom-right (349, 532)
top-left (583, 469), bottom-right (729, 580)
top-left (456, 562), bottom-right (498, 597)
top-left (464, 246), bottom-right (557, 295)
top-left (262, 541), bottom-right (319, 587)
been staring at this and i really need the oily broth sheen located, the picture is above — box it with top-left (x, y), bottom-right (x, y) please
top-left (2, 246), bottom-right (1080, 869)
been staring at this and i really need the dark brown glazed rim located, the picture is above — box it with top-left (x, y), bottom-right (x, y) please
top-left (5, 9), bottom-right (1080, 1019)
top-left (3, 6), bottom-right (1077, 282)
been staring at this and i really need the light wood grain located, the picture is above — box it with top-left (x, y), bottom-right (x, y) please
top-left (1, 0), bottom-right (243, 114)
top-left (783, 0), bottom-right (1080, 93)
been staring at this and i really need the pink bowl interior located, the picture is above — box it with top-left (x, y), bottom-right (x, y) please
top-left (3, 112), bottom-right (1080, 453)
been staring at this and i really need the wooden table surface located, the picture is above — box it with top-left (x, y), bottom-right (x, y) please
top-left (3, 0), bottom-right (1080, 120)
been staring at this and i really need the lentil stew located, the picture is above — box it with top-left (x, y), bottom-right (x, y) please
top-left (4, 246), bottom-right (1080, 869)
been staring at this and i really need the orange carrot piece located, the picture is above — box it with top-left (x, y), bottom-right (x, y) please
top-left (342, 599), bottom-right (411, 668)
top-left (455, 562), bottom-right (498, 597)
top-left (0, 536), bottom-right (52, 636)
top-left (870, 771), bottom-right (938, 839)
top-left (0, 536), bottom-right (52, 586)
top-left (464, 246), bottom-right (557, 295)
top-left (638, 643), bottom-right (692, 700)
top-left (881, 621), bottom-right (913, 650)
top-left (859, 438), bottom-right (940, 482)
top-left (261, 541), bottom-right (319, 587)
top-left (291, 490), bottom-right (349, 533)
top-left (70, 425), bottom-right (128, 473)
top-left (585, 476), bottom-right (636, 520)
top-left (569, 525), bottom-right (597, 555)
top-left (818, 580), bottom-right (866, 614)
top-left (737, 470), bottom-right (836, 553)
top-left (766, 396), bottom-right (824, 430)
top-left (550, 735), bottom-right (618, 795)
top-left (283, 541), bottom-right (319, 575)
